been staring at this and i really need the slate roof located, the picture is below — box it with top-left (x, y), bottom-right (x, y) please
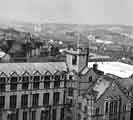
top-left (0, 62), bottom-right (67, 76)
top-left (93, 77), bottom-right (111, 99)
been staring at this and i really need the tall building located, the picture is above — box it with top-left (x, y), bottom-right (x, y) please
top-left (0, 62), bottom-right (67, 120)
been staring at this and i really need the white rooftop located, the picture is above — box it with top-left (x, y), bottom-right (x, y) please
top-left (88, 61), bottom-right (133, 78)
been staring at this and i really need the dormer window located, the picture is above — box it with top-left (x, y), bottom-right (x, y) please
top-left (33, 76), bottom-right (40, 89)
top-left (10, 76), bottom-right (18, 91)
top-left (72, 55), bottom-right (77, 65)
top-left (44, 75), bottom-right (51, 89)
top-left (54, 75), bottom-right (60, 88)
top-left (22, 76), bottom-right (29, 90)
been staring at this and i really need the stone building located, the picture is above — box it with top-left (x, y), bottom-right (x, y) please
top-left (0, 62), bottom-right (67, 120)
top-left (77, 75), bottom-right (131, 120)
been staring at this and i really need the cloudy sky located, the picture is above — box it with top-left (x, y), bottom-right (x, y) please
top-left (0, 0), bottom-right (132, 25)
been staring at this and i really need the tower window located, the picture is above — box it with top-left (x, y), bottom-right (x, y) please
top-left (72, 55), bottom-right (77, 65)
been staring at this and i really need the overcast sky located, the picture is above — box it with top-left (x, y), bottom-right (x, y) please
top-left (0, 0), bottom-right (132, 25)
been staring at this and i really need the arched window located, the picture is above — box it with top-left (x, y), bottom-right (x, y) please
top-left (0, 77), bottom-right (6, 92)
top-left (22, 72), bottom-right (29, 90)
top-left (54, 72), bottom-right (61, 88)
top-left (33, 71), bottom-right (41, 89)
top-left (44, 72), bottom-right (51, 89)
top-left (10, 72), bottom-right (18, 91)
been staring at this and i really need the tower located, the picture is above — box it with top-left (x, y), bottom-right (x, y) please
top-left (65, 33), bottom-right (89, 73)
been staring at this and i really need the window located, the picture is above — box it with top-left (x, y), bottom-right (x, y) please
top-left (72, 55), bottom-right (77, 65)
top-left (53, 92), bottom-right (60, 105)
top-left (77, 113), bottom-right (81, 120)
top-left (33, 76), bottom-right (40, 89)
top-left (123, 105), bottom-right (126, 112)
top-left (10, 77), bottom-right (18, 91)
top-left (10, 95), bottom-right (17, 108)
top-left (54, 75), bottom-right (60, 88)
top-left (22, 76), bottom-right (29, 90)
top-left (23, 112), bottom-right (27, 120)
top-left (52, 109), bottom-right (56, 120)
top-left (78, 103), bottom-right (82, 109)
top-left (43, 93), bottom-right (49, 106)
top-left (68, 87), bottom-right (73, 96)
top-left (44, 75), bottom-right (50, 89)
top-left (96, 108), bottom-right (99, 115)
top-left (31, 111), bottom-right (36, 120)
top-left (88, 76), bottom-right (92, 82)
top-left (110, 102), bottom-right (113, 113)
top-left (69, 75), bottom-right (73, 80)
top-left (105, 102), bottom-right (108, 113)
top-left (32, 94), bottom-right (39, 107)
top-left (123, 116), bottom-right (125, 120)
top-left (8, 113), bottom-right (18, 120)
top-left (0, 96), bottom-right (5, 109)
top-left (0, 77), bottom-right (6, 92)
top-left (41, 110), bottom-right (50, 120)
top-left (114, 101), bottom-right (118, 113)
top-left (84, 106), bottom-right (88, 113)
top-left (60, 108), bottom-right (64, 120)
top-left (21, 94), bottom-right (28, 108)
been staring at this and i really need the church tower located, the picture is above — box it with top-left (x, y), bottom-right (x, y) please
top-left (65, 33), bottom-right (89, 73)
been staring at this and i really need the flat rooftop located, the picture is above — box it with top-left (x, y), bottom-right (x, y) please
top-left (88, 61), bottom-right (133, 78)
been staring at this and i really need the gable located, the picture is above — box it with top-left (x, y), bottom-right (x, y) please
top-left (96, 82), bottom-right (129, 105)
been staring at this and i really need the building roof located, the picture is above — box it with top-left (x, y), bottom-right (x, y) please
top-left (118, 78), bottom-right (133, 90)
top-left (0, 62), bottom-right (67, 76)
top-left (88, 62), bottom-right (133, 78)
top-left (93, 77), bottom-right (111, 99)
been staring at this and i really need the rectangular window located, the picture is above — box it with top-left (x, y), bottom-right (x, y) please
top-left (32, 94), bottom-right (39, 107)
top-left (31, 111), bottom-right (36, 120)
top-left (60, 108), bottom-right (64, 120)
top-left (72, 55), bottom-right (77, 65)
top-left (33, 76), bottom-right (40, 89)
top-left (54, 75), bottom-right (60, 88)
top-left (96, 108), bottom-right (99, 115)
top-left (88, 76), bottom-right (92, 82)
top-left (10, 95), bottom-right (17, 109)
top-left (114, 101), bottom-right (118, 113)
top-left (68, 87), bottom-right (73, 96)
top-left (41, 110), bottom-right (50, 120)
top-left (52, 109), bottom-right (56, 120)
top-left (110, 102), bottom-right (113, 113)
top-left (43, 93), bottom-right (49, 106)
top-left (0, 96), bottom-right (5, 109)
top-left (21, 94), bottom-right (28, 108)
top-left (23, 111), bottom-right (27, 120)
top-left (84, 106), bottom-right (88, 114)
top-left (0, 77), bottom-right (6, 92)
top-left (105, 102), bottom-right (108, 113)
top-left (44, 75), bottom-right (50, 89)
top-left (22, 76), bottom-right (29, 90)
top-left (10, 77), bottom-right (17, 91)
top-left (53, 92), bottom-right (60, 105)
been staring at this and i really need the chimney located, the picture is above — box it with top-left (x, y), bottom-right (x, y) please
top-left (93, 63), bottom-right (98, 71)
